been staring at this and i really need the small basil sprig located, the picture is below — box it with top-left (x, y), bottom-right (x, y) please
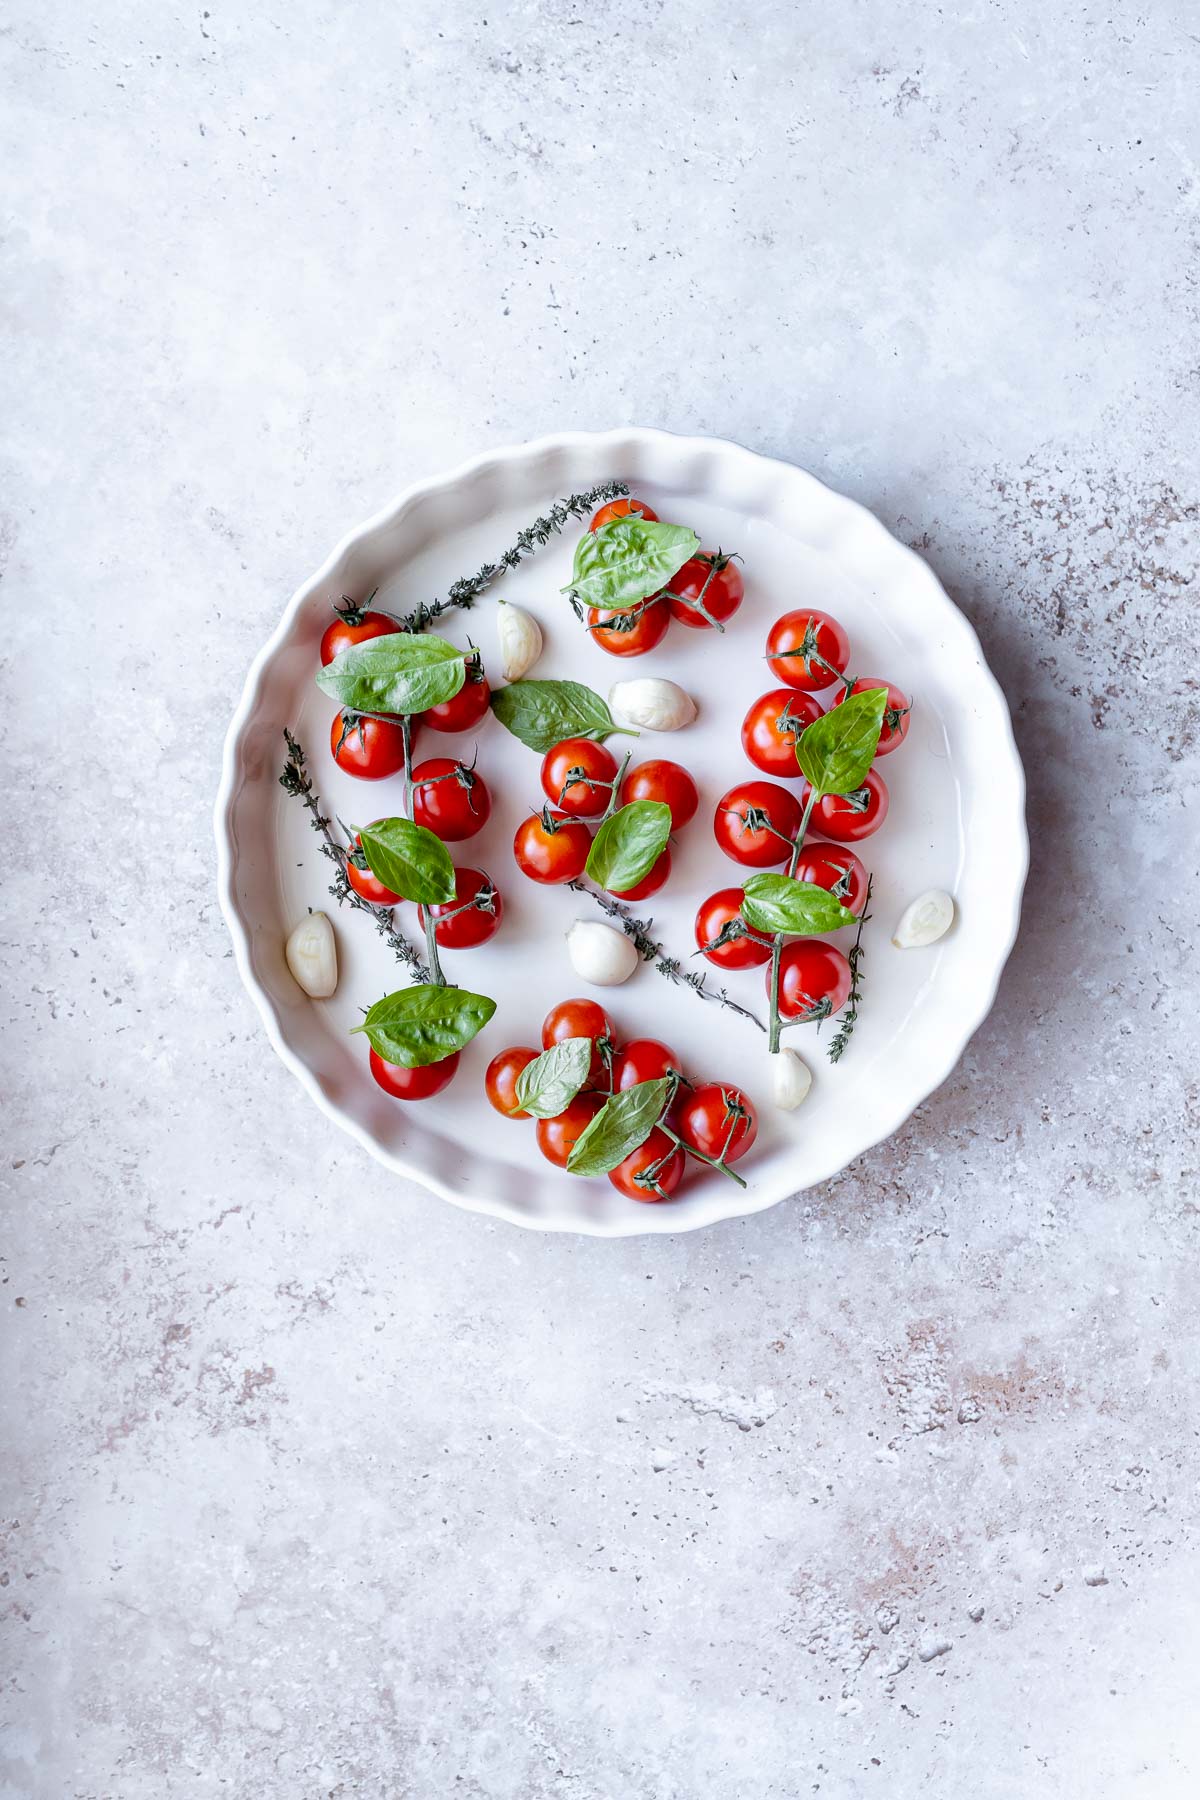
top-left (359, 818), bottom-right (456, 905)
top-left (566, 1076), bottom-right (672, 1177)
top-left (585, 800), bottom-right (672, 894)
top-left (317, 632), bottom-right (467, 716)
top-left (490, 679), bottom-right (636, 753)
top-left (741, 875), bottom-right (856, 936)
top-left (514, 1037), bottom-right (592, 1119)
top-left (563, 517), bottom-right (699, 611)
top-left (352, 985), bottom-right (496, 1068)
top-left (795, 686), bottom-right (888, 796)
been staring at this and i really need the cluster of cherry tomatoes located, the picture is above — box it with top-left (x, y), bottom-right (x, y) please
top-left (485, 997), bottom-right (758, 1201)
top-left (584, 496), bottom-right (744, 655)
top-left (513, 746), bottom-right (699, 898)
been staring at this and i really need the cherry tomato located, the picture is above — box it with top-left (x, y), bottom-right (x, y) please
top-left (740, 687), bottom-right (823, 777)
top-left (694, 887), bottom-right (772, 970)
top-left (320, 604), bottom-right (399, 667)
top-left (609, 846), bottom-right (671, 901)
top-left (369, 1046), bottom-right (460, 1099)
top-left (418, 866), bottom-right (502, 949)
top-left (330, 709), bottom-right (409, 781)
top-left (540, 738), bottom-right (618, 817)
top-left (586, 598), bottom-right (670, 657)
top-left (772, 940), bottom-right (852, 1022)
top-left (810, 768), bottom-right (889, 843)
top-left (619, 759), bottom-right (699, 830)
top-left (791, 839), bottom-right (869, 917)
top-left (833, 677), bottom-right (912, 756)
top-left (713, 780), bottom-right (804, 868)
top-left (608, 1127), bottom-right (686, 1201)
top-left (675, 1083), bottom-right (758, 1165)
top-left (411, 757), bottom-right (492, 841)
top-left (484, 1045), bottom-right (538, 1119)
top-left (536, 1092), bottom-right (606, 1167)
top-left (541, 999), bottom-right (614, 1089)
top-left (346, 830), bottom-right (404, 905)
top-left (589, 497), bottom-right (659, 532)
top-left (765, 609), bottom-right (850, 692)
top-left (424, 656), bottom-right (491, 733)
top-left (666, 553), bottom-right (743, 630)
top-left (513, 809), bottom-right (592, 884)
top-left (612, 1038), bottom-right (683, 1090)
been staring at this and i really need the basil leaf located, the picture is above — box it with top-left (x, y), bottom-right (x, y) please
top-left (514, 1037), bottom-right (592, 1120)
top-left (563, 517), bottom-right (700, 611)
top-left (358, 818), bottom-right (456, 906)
top-left (741, 874), bottom-right (856, 935)
top-left (316, 632), bottom-right (466, 716)
top-left (795, 686), bottom-right (888, 796)
top-left (490, 679), bottom-right (635, 753)
top-left (566, 1077), bottom-right (672, 1177)
top-left (585, 800), bottom-right (672, 894)
top-left (352, 984), bottom-right (495, 1068)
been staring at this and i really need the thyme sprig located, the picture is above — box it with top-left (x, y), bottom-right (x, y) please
top-left (826, 874), bottom-right (872, 1064)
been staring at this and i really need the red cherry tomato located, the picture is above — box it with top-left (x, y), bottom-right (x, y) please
top-left (612, 1038), bottom-right (683, 1090)
top-left (765, 609), bottom-right (850, 692)
top-left (675, 1083), bottom-right (758, 1165)
top-left (369, 1046), bottom-right (460, 1099)
top-left (330, 710), bottom-right (409, 781)
top-left (424, 657), bottom-right (491, 733)
top-left (619, 759), bottom-right (699, 830)
top-left (713, 780), bottom-right (804, 868)
top-left (694, 887), bottom-right (772, 969)
top-left (513, 809), bottom-right (592, 884)
top-left (740, 687), bottom-right (823, 777)
top-left (609, 845), bottom-right (671, 901)
top-left (411, 757), bottom-right (492, 841)
top-left (586, 598), bottom-right (670, 657)
top-left (608, 1127), bottom-right (686, 1201)
top-left (666, 553), bottom-right (744, 630)
top-left (320, 605), bottom-right (399, 667)
top-left (484, 1045), bottom-right (538, 1119)
top-left (833, 677), bottom-right (912, 755)
top-left (589, 497), bottom-right (659, 532)
top-left (810, 768), bottom-right (889, 842)
top-left (541, 998), bottom-right (614, 1090)
top-left (772, 940), bottom-right (853, 1022)
top-left (418, 866), bottom-right (502, 949)
top-left (536, 1092), bottom-right (606, 1167)
top-left (346, 830), bottom-right (405, 905)
top-left (540, 738), bottom-right (618, 818)
top-left (791, 839), bottom-right (869, 916)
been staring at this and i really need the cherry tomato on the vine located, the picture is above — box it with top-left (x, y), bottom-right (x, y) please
top-left (536, 1092), bottom-right (606, 1168)
top-left (694, 887), bottom-right (773, 970)
top-left (424, 657), bottom-right (491, 733)
top-left (740, 687), bottom-right (823, 777)
top-left (612, 1038), bottom-right (683, 1090)
top-left (369, 1046), bottom-right (460, 1100)
top-left (619, 759), bottom-right (699, 830)
top-left (513, 809), bottom-right (592, 884)
top-left (330, 710), bottom-right (409, 781)
top-left (833, 677), bottom-right (912, 755)
top-left (666, 553), bottom-right (743, 630)
top-left (765, 609), bottom-right (850, 692)
top-left (674, 1084), bottom-right (758, 1165)
top-left (791, 839), bottom-right (869, 917)
top-left (809, 767), bottom-right (889, 843)
top-left (772, 940), bottom-right (852, 1023)
top-left (320, 604), bottom-right (399, 667)
top-left (541, 997), bottom-right (614, 1079)
top-left (608, 1127), bottom-right (686, 1202)
top-left (418, 866), bottom-right (502, 949)
top-left (411, 757), bottom-right (492, 841)
top-left (484, 1045), bottom-right (538, 1119)
top-left (586, 598), bottom-right (670, 657)
top-left (346, 830), bottom-right (405, 905)
top-left (540, 737), bottom-right (618, 818)
top-left (713, 780), bottom-right (804, 868)
top-left (609, 846), bottom-right (671, 902)
top-left (590, 497), bottom-right (659, 532)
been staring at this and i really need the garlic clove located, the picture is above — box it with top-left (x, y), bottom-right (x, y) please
top-left (608, 677), bottom-right (698, 732)
top-left (496, 601), bottom-right (543, 683)
top-left (285, 911), bottom-right (338, 997)
top-left (892, 889), bottom-right (955, 949)
top-left (565, 918), bottom-right (639, 986)
top-left (770, 1046), bottom-right (812, 1110)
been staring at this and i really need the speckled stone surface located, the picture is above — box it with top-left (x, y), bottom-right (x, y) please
top-left (3, 4), bottom-right (1198, 1795)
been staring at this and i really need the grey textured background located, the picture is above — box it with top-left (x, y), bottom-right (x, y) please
top-left (3, 3), bottom-right (1198, 1796)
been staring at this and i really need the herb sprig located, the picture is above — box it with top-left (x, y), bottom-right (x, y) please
top-left (826, 875), bottom-right (872, 1064)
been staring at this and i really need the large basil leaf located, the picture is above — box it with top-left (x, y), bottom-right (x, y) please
top-left (566, 1077), bottom-right (672, 1177)
top-left (795, 686), bottom-right (888, 796)
top-left (490, 679), bottom-right (634, 752)
top-left (316, 632), bottom-right (466, 716)
top-left (585, 800), bottom-right (672, 893)
top-left (741, 873), bottom-right (856, 935)
top-left (514, 1037), bottom-right (592, 1120)
top-left (563, 517), bottom-right (700, 611)
top-left (352, 984), bottom-right (495, 1068)
top-left (359, 818), bottom-right (456, 906)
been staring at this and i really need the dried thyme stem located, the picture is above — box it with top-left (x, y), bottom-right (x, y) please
top-left (826, 874), bottom-right (873, 1063)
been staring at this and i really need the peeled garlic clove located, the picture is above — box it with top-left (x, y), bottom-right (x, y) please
top-left (608, 677), bottom-right (697, 732)
top-left (892, 889), bottom-right (955, 949)
top-left (566, 918), bottom-right (639, 986)
top-left (496, 602), bottom-right (543, 683)
top-left (770, 1046), bottom-right (812, 1110)
top-left (285, 911), bottom-right (338, 997)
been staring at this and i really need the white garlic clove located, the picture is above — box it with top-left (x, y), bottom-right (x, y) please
top-left (608, 677), bottom-right (698, 732)
top-left (565, 918), bottom-right (639, 986)
top-left (496, 601), bottom-right (543, 683)
top-left (285, 911), bottom-right (338, 997)
top-left (770, 1046), bottom-right (812, 1110)
top-left (892, 889), bottom-right (955, 949)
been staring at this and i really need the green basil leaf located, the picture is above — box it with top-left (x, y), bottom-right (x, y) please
top-left (316, 632), bottom-right (466, 716)
top-left (566, 1077), bottom-right (672, 1177)
top-left (563, 517), bottom-right (700, 611)
top-left (352, 984), bottom-right (495, 1068)
top-left (795, 686), bottom-right (888, 796)
top-left (490, 679), bottom-right (635, 753)
top-left (741, 874), bottom-right (856, 935)
top-left (514, 1037), bottom-right (593, 1120)
top-left (358, 818), bottom-right (456, 905)
top-left (585, 800), bottom-right (672, 894)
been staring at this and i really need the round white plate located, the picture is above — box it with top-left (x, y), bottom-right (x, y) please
top-left (215, 429), bottom-right (1026, 1236)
